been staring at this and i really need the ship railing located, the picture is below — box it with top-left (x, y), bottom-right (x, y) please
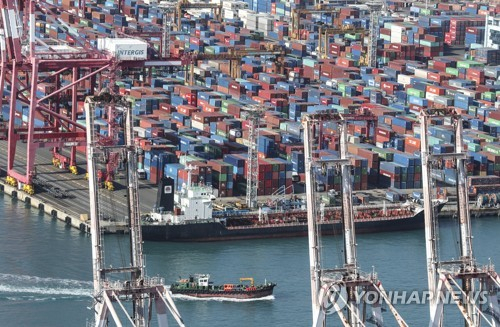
top-left (225, 214), bottom-right (413, 229)
top-left (350, 214), bottom-right (412, 222)
top-left (325, 203), bottom-right (411, 211)
top-left (213, 204), bottom-right (411, 219)
top-left (227, 221), bottom-right (308, 229)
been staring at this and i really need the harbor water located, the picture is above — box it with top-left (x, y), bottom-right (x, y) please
top-left (1, 193), bottom-right (500, 326)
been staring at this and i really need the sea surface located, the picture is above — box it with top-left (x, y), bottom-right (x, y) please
top-left (1, 193), bottom-right (500, 326)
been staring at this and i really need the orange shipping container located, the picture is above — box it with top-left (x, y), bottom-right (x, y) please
top-left (426, 85), bottom-right (445, 96)
top-left (405, 136), bottom-right (421, 149)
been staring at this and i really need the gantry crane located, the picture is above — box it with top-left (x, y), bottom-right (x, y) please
top-left (86, 104), bottom-right (185, 327)
top-left (176, 0), bottom-right (221, 32)
top-left (302, 111), bottom-right (407, 327)
top-left (367, 2), bottom-right (383, 68)
top-left (291, 4), bottom-right (341, 40)
top-left (317, 25), bottom-right (367, 59)
top-left (420, 108), bottom-right (500, 326)
top-left (184, 46), bottom-right (286, 85)
top-left (1, 1), bottom-right (186, 194)
top-left (159, 1), bottom-right (177, 58)
top-left (0, 0), bottom-right (112, 194)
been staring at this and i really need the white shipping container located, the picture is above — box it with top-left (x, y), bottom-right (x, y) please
top-left (134, 127), bottom-right (146, 138)
top-left (413, 125), bottom-right (421, 135)
top-left (390, 24), bottom-right (406, 33)
top-left (222, 1), bottom-right (235, 9)
top-left (97, 38), bottom-right (148, 61)
top-left (414, 68), bottom-right (428, 79)
top-left (397, 74), bottom-right (413, 85)
top-left (460, 89), bottom-right (476, 98)
top-left (391, 35), bottom-right (402, 43)
top-left (349, 135), bottom-right (360, 144)
top-left (238, 9), bottom-right (254, 20)
top-left (223, 10), bottom-right (235, 19)
top-left (425, 92), bottom-right (438, 102)
top-left (191, 120), bottom-right (205, 131)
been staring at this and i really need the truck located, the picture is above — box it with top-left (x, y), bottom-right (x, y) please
top-left (137, 169), bottom-right (146, 180)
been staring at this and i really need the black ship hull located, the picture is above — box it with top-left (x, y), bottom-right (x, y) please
top-left (142, 203), bottom-right (446, 242)
top-left (170, 286), bottom-right (275, 299)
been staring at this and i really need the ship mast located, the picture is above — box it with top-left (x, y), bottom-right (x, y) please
top-left (303, 111), bottom-right (407, 327)
top-left (421, 108), bottom-right (500, 326)
top-left (86, 104), bottom-right (185, 327)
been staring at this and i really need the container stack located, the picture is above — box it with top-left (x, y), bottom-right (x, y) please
top-left (445, 16), bottom-right (485, 46)
top-left (379, 152), bottom-right (422, 189)
top-left (209, 159), bottom-right (234, 197)
top-left (473, 48), bottom-right (500, 65)
top-left (465, 27), bottom-right (485, 47)
top-left (419, 34), bottom-right (443, 58)
top-left (36, 0), bottom-right (500, 200)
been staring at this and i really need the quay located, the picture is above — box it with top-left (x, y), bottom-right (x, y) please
top-left (0, 177), bottom-right (132, 234)
top-left (0, 178), bottom-right (92, 233)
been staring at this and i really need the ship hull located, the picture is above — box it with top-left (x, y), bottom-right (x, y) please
top-left (171, 287), bottom-right (275, 299)
top-left (142, 203), bottom-right (445, 242)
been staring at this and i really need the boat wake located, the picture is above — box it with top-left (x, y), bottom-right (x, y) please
top-left (0, 273), bottom-right (92, 301)
top-left (170, 293), bottom-right (275, 302)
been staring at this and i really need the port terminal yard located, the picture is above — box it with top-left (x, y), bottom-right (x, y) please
top-left (0, 140), bottom-right (498, 234)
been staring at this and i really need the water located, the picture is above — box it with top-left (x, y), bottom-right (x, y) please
top-left (1, 193), bottom-right (500, 326)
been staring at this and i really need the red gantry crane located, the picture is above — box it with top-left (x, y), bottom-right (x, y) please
top-left (0, 0), bottom-right (185, 194)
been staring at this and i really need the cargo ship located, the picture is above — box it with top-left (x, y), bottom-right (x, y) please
top-left (170, 274), bottom-right (275, 299)
top-left (141, 176), bottom-right (447, 242)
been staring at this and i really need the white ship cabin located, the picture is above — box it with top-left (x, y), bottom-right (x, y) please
top-left (173, 184), bottom-right (215, 224)
top-left (195, 274), bottom-right (210, 287)
top-left (149, 181), bottom-right (216, 224)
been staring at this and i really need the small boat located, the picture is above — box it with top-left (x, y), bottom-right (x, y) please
top-left (170, 274), bottom-right (276, 299)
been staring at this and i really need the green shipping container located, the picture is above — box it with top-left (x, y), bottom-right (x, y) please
top-left (428, 136), bottom-right (443, 146)
top-left (407, 88), bottom-right (425, 98)
top-left (467, 143), bottom-right (481, 152)
top-left (446, 67), bottom-right (459, 76)
top-left (487, 118), bottom-right (500, 126)
top-left (303, 58), bottom-right (317, 67)
top-left (372, 147), bottom-right (393, 161)
top-left (420, 40), bottom-right (441, 47)
top-left (456, 60), bottom-right (484, 69)
top-left (482, 92), bottom-right (495, 102)
top-left (420, 8), bottom-right (431, 15)
top-left (484, 144), bottom-right (500, 155)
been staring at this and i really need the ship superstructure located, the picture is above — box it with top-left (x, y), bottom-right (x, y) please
top-left (150, 165), bottom-right (215, 225)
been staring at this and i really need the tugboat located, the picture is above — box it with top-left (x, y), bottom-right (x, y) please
top-left (170, 274), bottom-right (276, 299)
